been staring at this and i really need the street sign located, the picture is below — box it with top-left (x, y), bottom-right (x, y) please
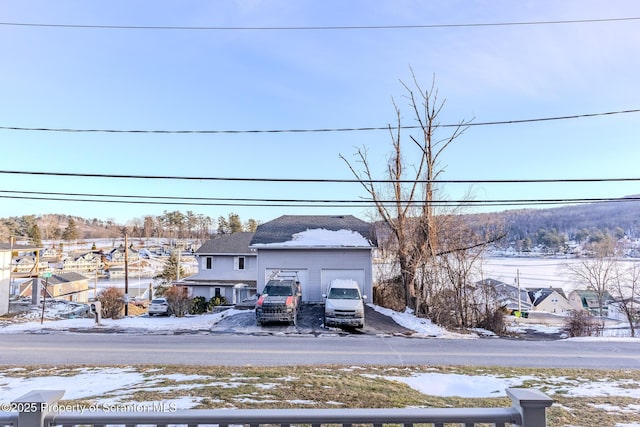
top-left (42, 272), bottom-right (52, 278)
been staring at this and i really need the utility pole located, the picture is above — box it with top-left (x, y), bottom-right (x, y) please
top-left (40, 272), bottom-right (51, 324)
top-left (517, 269), bottom-right (521, 319)
top-left (124, 234), bottom-right (129, 317)
top-left (177, 243), bottom-right (181, 282)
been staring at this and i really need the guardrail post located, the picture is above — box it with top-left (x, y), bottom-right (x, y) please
top-left (506, 388), bottom-right (553, 427)
top-left (12, 390), bottom-right (64, 427)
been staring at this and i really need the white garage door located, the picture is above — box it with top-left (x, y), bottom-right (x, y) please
top-left (264, 268), bottom-right (309, 300)
top-left (320, 269), bottom-right (366, 296)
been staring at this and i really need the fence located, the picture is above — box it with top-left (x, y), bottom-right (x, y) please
top-left (0, 388), bottom-right (553, 427)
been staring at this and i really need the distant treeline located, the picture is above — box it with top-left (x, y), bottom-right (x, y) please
top-left (466, 196), bottom-right (640, 250)
top-left (0, 211), bottom-right (260, 244)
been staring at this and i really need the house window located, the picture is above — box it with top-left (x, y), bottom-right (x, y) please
top-left (205, 257), bottom-right (213, 270)
top-left (215, 287), bottom-right (221, 297)
top-left (234, 256), bottom-right (246, 270)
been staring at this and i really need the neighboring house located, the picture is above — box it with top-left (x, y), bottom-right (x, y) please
top-left (0, 243), bottom-right (12, 315)
top-left (103, 246), bottom-right (140, 278)
top-left (527, 288), bottom-right (573, 314)
top-left (474, 278), bottom-right (532, 312)
top-left (19, 272), bottom-right (91, 303)
top-left (608, 298), bottom-right (640, 323)
top-left (250, 215), bottom-right (377, 303)
top-left (568, 289), bottom-right (615, 316)
top-left (179, 232), bottom-right (257, 304)
top-left (107, 246), bottom-right (140, 264)
top-left (12, 256), bottom-right (48, 274)
top-left (61, 251), bottom-right (102, 273)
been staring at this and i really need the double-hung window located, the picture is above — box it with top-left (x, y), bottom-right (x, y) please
top-left (234, 256), bottom-right (246, 270)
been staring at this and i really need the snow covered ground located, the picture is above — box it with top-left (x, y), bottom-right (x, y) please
top-left (0, 365), bottom-right (639, 427)
top-left (1, 299), bottom-right (639, 426)
top-left (2, 299), bottom-right (638, 340)
top-left (0, 302), bottom-right (467, 337)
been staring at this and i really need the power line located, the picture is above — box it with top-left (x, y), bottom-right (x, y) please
top-left (1, 17), bottom-right (638, 31)
top-left (1, 109), bottom-right (638, 134)
top-left (1, 191), bottom-right (639, 208)
top-left (2, 169), bottom-right (640, 184)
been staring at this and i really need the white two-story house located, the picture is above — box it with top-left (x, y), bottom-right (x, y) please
top-left (178, 232), bottom-right (257, 304)
top-left (250, 215), bottom-right (377, 303)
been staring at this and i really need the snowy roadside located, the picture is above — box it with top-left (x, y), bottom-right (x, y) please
top-left (1, 299), bottom-right (638, 341)
top-left (0, 301), bottom-right (472, 337)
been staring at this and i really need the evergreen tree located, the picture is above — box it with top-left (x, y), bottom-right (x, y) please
top-left (61, 218), bottom-right (80, 241)
top-left (245, 218), bottom-right (260, 232)
top-left (228, 213), bottom-right (243, 233)
top-left (156, 252), bottom-right (185, 285)
top-left (217, 216), bottom-right (230, 235)
top-left (28, 224), bottom-right (42, 246)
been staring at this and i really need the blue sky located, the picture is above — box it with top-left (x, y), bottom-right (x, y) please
top-left (1, 0), bottom-right (639, 225)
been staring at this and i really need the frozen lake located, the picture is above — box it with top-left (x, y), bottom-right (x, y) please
top-left (482, 256), bottom-right (640, 292)
top-left (93, 256), bottom-right (640, 297)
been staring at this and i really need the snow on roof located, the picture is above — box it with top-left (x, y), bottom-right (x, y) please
top-left (252, 228), bottom-right (372, 248)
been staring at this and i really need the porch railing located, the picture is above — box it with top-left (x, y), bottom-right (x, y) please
top-left (0, 388), bottom-right (553, 427)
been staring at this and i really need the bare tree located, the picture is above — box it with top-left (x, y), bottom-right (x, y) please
top-left (420, 213), bottom-right (502, 328)
top-left (610, 261), bottom-right (640, 337)
top-left (341, 72), bottom-right (471, 310)
top-left (40, 214), bottom-right (62, 241)
top-left (567, 239), bottom-right (618, 317)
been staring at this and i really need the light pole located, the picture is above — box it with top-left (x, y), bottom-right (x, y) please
top-left (124, 234), bottom-right (129, 316)
top-left (40, 272), bottom-right (51, 324)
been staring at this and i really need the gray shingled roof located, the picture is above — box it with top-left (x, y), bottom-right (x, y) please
top-left (0, 243), bottom-right (43, 250)
top-left (25, 272), bottom-right (89, 285)
top-left (196, 232), bottom-right (255, 254)
top-left (250, 215), bottom-right (377, 246)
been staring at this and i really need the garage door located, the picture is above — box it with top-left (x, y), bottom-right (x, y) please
top-left (320, 269), bottom-right (366, 296)
top-left (264, 268), bottom-right (309, 301)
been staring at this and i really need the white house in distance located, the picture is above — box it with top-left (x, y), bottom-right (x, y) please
top-left (178, 232), bottom-right (257, 304)
top-left (249, 215), bottom-right (377, 303)
top-left (527, 288), bottom-right (573, 314)
top-left (0, 243), bottom-right (11, 315)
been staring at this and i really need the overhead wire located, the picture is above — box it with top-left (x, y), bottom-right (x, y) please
top-left (1, 16), bottom-right (638, 31)
top-left (1, 109), bottom-right (638, 134)
top-left (2, 14), bottom-right (637, 213)
top-left (1, 170), bottom-right (640, 184)
top-left (1, 190), bottom-right (639, 208)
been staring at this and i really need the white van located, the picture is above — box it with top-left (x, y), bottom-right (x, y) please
top-left (323, 279), bottom-right (366, 328)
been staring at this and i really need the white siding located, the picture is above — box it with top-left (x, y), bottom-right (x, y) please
top-left (320, 269), bottom-right (366, 296)
top-left (264, 268), bottom-right (309, 299)
top-left (0, 249), bottom-right (11, 316)
top-left (194, 254), bottom-right (257, 282)
top-left (256, 249), bottom-right (373, 303)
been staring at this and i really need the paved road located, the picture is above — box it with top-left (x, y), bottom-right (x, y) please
top-left (1, 333), bottom-right (638, 369)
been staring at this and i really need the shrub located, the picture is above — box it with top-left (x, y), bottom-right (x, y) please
top-left (164, 286), bottom-right (192, 317)
top-left (565, 310), bottom-right (600, 337)
top-left (190, 296), bottom-right (208, 314)
top-left (208, 296), bottom-right (227, 311)
top-left (477, 308), bottom-right (507, 335)
top-left (97, 286), bottom-right (124, 319)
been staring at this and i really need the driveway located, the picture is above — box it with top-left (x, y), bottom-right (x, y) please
top-left (213, 304), bottom-right (414, 336)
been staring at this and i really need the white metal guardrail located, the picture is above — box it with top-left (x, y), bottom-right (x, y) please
top-left (1, 388), bottom-right (553, 427)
